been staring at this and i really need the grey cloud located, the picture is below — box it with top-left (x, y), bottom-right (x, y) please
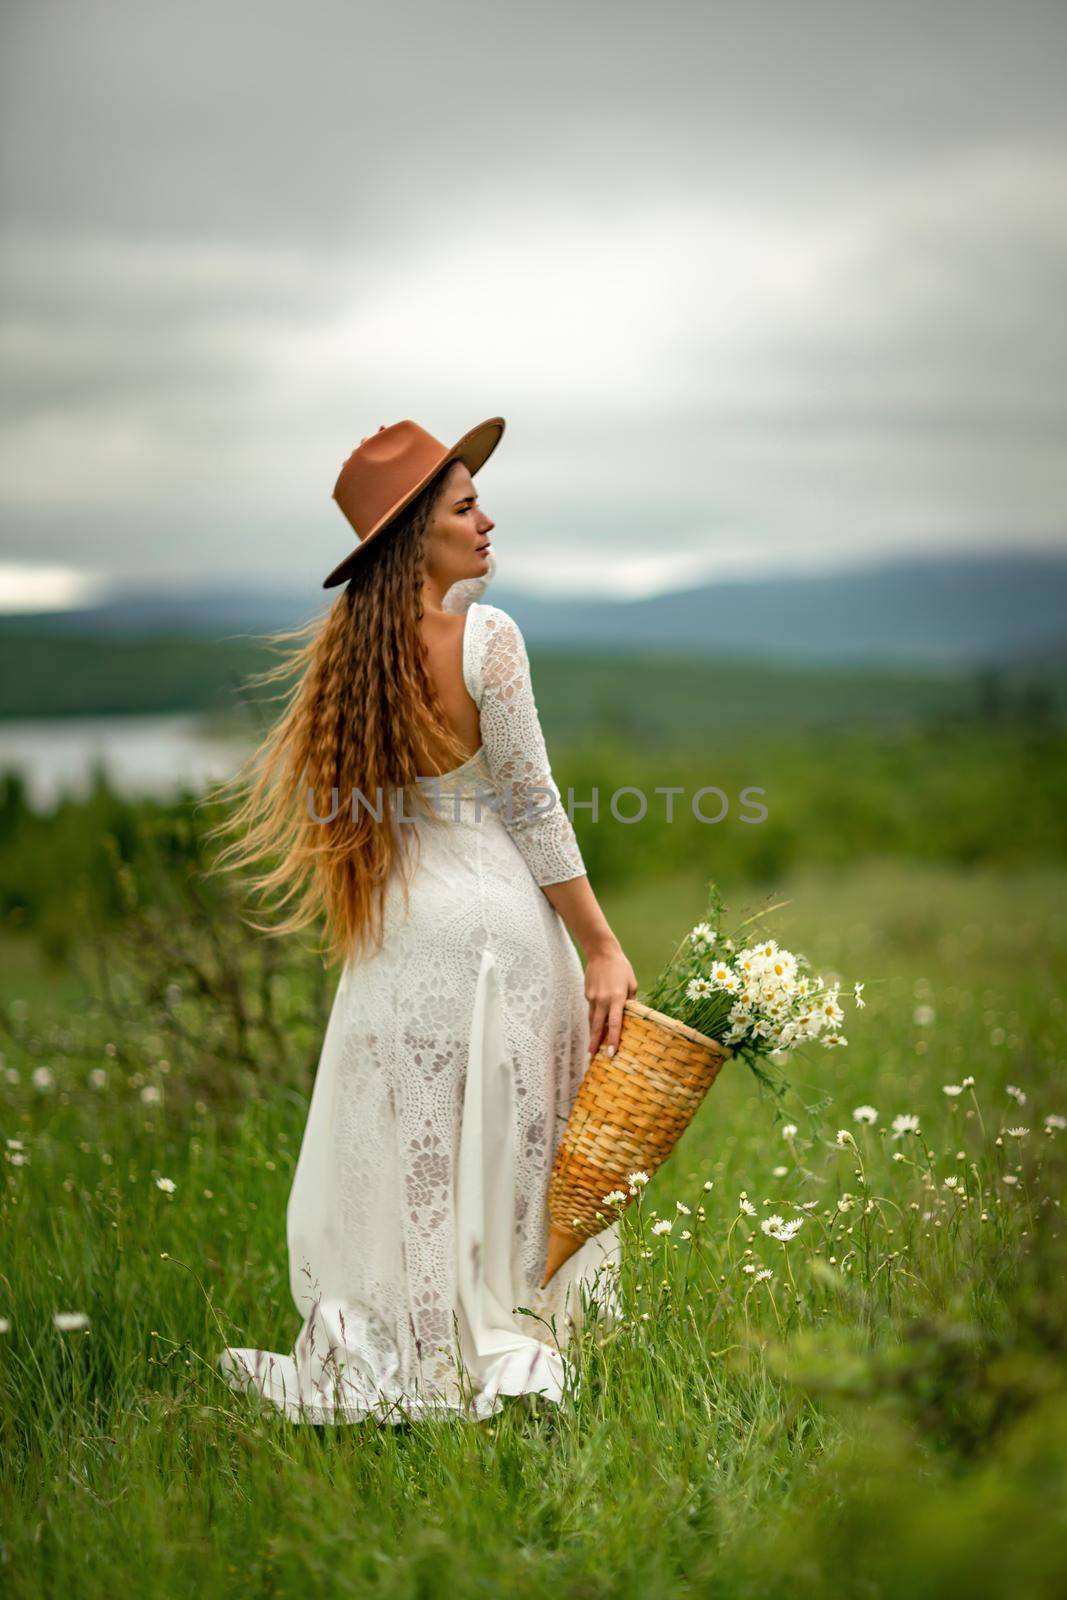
top-left (1, 0), bottom-right (1066, 595)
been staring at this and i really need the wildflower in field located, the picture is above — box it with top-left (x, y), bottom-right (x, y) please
top-left (1045, 1114), bottom-right (1066, 1132)
top-left (822, 1033), bottom-right (847, 1049)
top-left (603, 1189), bottom-right (628, 1206)
top-left (781, 1123), bottom-right (798, 1139)
top-left (1006, 1085), bottom-right (1027, 1105)
top-left (853, 982), bottom-right (866, 1008)
top-left (763, 1216), bottom-right (804, 1242)
top-left (0, 1318), bottom-right (9, 1334)
top-left (943, 1085), bottom-right (964, 1097)
top-left (754, 1269), bottom-right (773, 1283)
top-left (1005, 1127), bottom-right (1029, 1139)
top-left (743, 1263), bottom-right (757, 1273)
top-left (913, 1006), bottom-right (936, 1026)
top-left (739, 1195), bottom-right (757, 1216)
top-left (772, 1165), bottom-right (788, 1177)
top-left (703, 1180), bottom-right (714, 1191)
top-left (628, 1170), bottom-right (649, 1188)
top-left (1003, 1174), bottom-right (1019, 1186)
top-left (837, 1194), bottom-right (854, 1212)
top-left (852, 1105), bottom-right (878, 1125)
top-left (141, 1085), bottom-right (162, 1105)
top-left (835, 1129), bottom-right (855, 1148)
top-left (8, 1152), bottom-right (29, 1167)
top-left (943, 1175), bottom-right (960, 1189)
top-left (686, 977), bottom-right (713, 1000)
top-left (32, 1066), bottom-right (54, 1091)
top-left (651, 1219), bottom-right (673, 1236)
top-left (155, 1177), bottom-right (176, 1194)
top-left (688, 923), bottom-right (716, 952)
top-left (892, 1113), bottom-right (921, 1139)
top-left (676, 1201), bottom-right (691, 1214)
top-left (53, 1312), bottom-right (90, 1332)
top-left (962, 1075), bottom-right (975, 1088)
top-left (89, 1069), bottom-right (107, 1089)
top-left (6, 1138), bottom-right (24, 1151)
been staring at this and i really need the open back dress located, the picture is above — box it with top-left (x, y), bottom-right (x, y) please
top-left (217, 573), bottom-right (621, 1424)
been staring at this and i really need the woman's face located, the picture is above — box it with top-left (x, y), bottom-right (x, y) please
top-left (425, 461), bottom-right (495, 592)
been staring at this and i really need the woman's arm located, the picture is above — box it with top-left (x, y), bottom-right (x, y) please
top-left (475, 605), bottom-right (637, 1058)
top-left (540, 875), bottom-right (637, 1060)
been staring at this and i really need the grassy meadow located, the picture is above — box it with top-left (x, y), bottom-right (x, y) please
top-left (1, 653), bottom-right (1066, 1598)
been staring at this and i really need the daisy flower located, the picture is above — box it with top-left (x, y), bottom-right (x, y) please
top-left (763, 1216), bottom-right (804, 1242)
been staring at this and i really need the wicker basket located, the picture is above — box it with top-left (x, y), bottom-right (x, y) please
top-left (540, 999), bottom-right (731, 1287)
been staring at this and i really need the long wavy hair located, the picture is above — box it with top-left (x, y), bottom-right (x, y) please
top-left (204, 462), bottom-right (477, 967)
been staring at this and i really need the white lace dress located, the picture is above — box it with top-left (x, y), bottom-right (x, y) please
top-left (217, 566), bottom-right (621, 1425)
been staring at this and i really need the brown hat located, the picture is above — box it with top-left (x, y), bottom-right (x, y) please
top-left (324, 415), bottom-right (505, 589)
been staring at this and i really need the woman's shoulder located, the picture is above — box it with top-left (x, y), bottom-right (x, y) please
top-left (466, 602), bottom-right (526, 656)
top-left (467, 600), bottom-right (524, 632)
top-left (463, 603), bottom-right (526, 701)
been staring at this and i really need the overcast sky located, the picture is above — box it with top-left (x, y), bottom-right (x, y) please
top-left (2, 0), bottom-right (1065, 607)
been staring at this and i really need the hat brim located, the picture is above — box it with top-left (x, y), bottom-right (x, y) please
top-left (322, 415), bottom-right (506, 590)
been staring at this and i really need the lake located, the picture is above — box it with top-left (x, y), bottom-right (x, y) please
top-left (0, 713), bottom-right (255, 810)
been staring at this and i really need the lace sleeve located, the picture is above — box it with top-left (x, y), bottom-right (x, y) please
top-left (471, 605), bottom-right (587, 888)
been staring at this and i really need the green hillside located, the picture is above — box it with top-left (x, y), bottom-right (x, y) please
top-left (1, 628), bottom-right (1064, 735)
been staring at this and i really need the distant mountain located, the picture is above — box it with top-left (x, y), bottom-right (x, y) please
top-left (2, 550), bottom-right (1065, 665)
top-left (498, 552), bottom-right (1067, 666)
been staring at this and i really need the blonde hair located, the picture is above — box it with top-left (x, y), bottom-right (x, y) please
top-left (204, 467), bottom-right (474, 966)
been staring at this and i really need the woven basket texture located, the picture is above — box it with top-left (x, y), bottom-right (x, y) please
top-left (541, 999), bottom-right (730, 1286)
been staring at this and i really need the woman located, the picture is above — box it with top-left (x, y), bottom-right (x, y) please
top-left (213, 415), bottom-right (637, 1426)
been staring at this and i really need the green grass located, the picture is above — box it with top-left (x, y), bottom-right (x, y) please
top-left (4, 723), bottom-right (1067, 969)
top-left (2, 856), bottom-right (1065, 1597)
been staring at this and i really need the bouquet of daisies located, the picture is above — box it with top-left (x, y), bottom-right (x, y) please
top-left (642, 880), bottom-right (860, 1091)
top-left (539, 878), bottom-right (862, 1282)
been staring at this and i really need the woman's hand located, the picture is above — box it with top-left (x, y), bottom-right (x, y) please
top-left (584, 939), bottom-right (638, 1060)
top-left (536, 878), bottom-right (638, 1058)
